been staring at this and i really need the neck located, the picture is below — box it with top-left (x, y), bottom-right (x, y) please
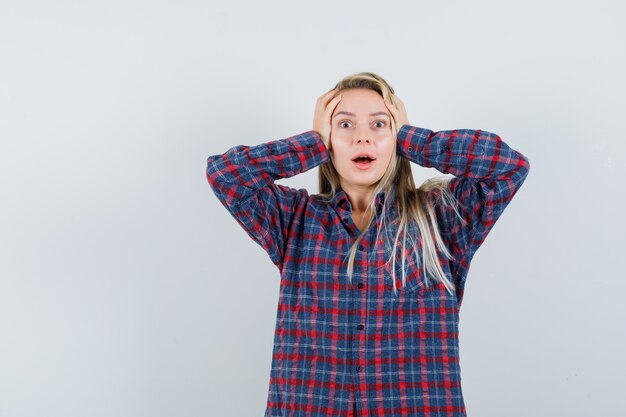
top-left (342, 184), bottom-right (376, 213)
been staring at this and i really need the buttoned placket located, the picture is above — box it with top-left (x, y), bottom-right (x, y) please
top-left (336, 194), bottom-right (385, 414)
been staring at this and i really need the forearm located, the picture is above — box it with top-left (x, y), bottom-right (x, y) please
top-left (206, 130), bottom-right (329, 206)
top-left (395, 124), bottom-right (530, 183)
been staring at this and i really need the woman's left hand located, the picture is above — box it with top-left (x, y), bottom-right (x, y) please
top-left (384, 94), bottom-right (410, 134)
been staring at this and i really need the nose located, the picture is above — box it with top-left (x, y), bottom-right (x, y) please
top-left (353, 128), bottom-right (372, 144)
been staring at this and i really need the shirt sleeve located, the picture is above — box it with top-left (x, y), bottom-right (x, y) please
top-left (396, 124), bottom-right (530, 273)
top-left (206, 130), bottom-right (330, 268)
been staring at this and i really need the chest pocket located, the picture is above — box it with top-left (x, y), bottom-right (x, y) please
top-left (381, 237), bottom-right (429, 294)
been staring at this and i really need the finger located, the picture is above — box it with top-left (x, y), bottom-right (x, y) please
top-left (325, 89), bottom-right (341, 104)
top-left (395, 96), bottom-right (406, 110)
top-left (322, 88), bottom-right (338, 99)
top-left (325, 94), bottom-right (342, 114)
top-left (390, 94), bottom-right (402, 105)
top-left (384, 99), bottom-right (397, 115)
top-left (317, 88), bottom-right (340, 108)
top-left (329, 93), bottom-right (342, 104)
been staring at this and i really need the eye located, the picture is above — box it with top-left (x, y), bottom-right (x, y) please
top-left (374, 121), bottom-right (386, 128)
top-left (339, 121), bottom-right (351, 128)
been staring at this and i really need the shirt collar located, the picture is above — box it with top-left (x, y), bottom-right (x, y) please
top-left (331, 187), bottom-right (388, 213)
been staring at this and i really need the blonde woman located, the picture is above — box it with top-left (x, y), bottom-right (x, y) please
top-left (206, 72), bottom-right (530, 417)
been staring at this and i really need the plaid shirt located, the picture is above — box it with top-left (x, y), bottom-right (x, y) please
top-left (206, 124), bottom-right (530, 417)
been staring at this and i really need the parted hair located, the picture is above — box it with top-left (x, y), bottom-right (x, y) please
top-left (316, 72), bottom-right (467, 295)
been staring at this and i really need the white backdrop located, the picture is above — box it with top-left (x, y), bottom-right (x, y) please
top-left (1, 1), bottom-right (625, 416)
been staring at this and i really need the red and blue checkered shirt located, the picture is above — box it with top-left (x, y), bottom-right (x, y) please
top-left (206, 124), bottom-right (530, 417)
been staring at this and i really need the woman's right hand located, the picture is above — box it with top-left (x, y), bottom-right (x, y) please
top-left (313, 88), bottom-right (342, 152)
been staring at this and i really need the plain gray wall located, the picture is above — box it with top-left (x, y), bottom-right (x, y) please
top-left (1, 1), bottom-right (625, 416)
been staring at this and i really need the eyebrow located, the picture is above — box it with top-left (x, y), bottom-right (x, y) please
top-left (333, 111), bottom-right (390, 119)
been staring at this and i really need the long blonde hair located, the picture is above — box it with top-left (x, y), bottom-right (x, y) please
top-left (316, 72), bottom-right (467, 296)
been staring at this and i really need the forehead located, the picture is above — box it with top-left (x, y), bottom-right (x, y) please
top-left (334, 88), bottom-right (385, 113)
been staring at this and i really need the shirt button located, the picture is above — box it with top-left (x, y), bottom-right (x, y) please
top-left (407, 146), bottom-right (413, 152)
top-left (355, 366), bottom-right (361, 372)
top-left (357, 283), bottom-right (364, 289)
top-left (357, 324), bottom-right (364, 330)
top-left (358, 244), bottom-right (364, 251)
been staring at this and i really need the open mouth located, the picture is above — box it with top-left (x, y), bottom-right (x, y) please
top-left (352, 155), bottom-right (376, 169)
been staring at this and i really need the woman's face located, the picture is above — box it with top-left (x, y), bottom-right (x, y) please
top-left (329, 88), bottom-right (395, 192)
